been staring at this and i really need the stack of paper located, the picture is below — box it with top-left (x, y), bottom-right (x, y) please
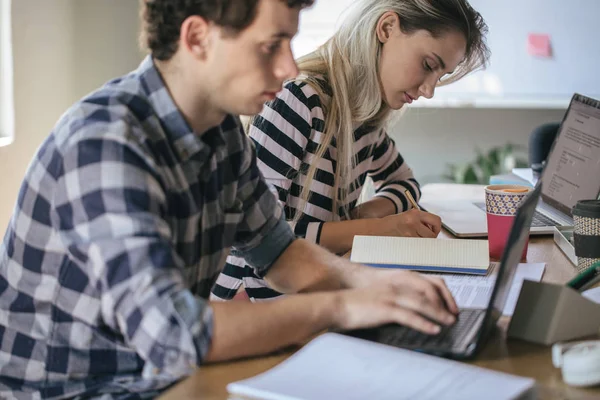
top-left (228, 333), bottom-right (536, 400)
top-left (433, 262), bottom-right (546, 316)
top-left (350, 235), bottom-right (490, 275)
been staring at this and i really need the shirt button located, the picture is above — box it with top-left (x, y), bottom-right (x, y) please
top-left (153, 367), bottom-right (160, 375)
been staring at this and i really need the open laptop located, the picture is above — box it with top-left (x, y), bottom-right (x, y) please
top-left (344, 183), bottom-right (541, 360)
top-left (420, 93), bottom-right (600, 237)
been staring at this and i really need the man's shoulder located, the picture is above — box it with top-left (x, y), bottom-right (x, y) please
top-left (51, 75), bottom-right (158, 155)
top-left (219, 114), bottom-right (252, 154)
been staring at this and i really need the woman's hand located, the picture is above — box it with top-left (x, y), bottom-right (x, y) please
top-left (377, 208), bottom-right (442, 238)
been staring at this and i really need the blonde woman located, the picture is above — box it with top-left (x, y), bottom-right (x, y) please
top-left (212, 0), bottom-right (490, 301)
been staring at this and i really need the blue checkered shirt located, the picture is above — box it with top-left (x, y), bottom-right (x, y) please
top-left (0, 56), bottom-right (294, 399)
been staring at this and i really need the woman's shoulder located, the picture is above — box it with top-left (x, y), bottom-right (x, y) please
top-left (282, 75), bottom-right (329, 109)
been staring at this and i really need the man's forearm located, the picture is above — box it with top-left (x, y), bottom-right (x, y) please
top-left (205, 292), bottom-right (339, 362)
top-left (264, 239), bottom-right (363, 294)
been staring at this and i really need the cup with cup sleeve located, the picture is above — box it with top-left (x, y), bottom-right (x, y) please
top-left (485, 184), bottom-right (533, 260)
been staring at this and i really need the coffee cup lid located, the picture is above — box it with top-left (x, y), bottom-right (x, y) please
top-left (573, 200), bottom-right (600, 218)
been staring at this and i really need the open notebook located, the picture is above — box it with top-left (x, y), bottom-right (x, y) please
top-left (350, 236), bottom-right (490, 275)
top-left (227, 333), bottom-right (536, 400)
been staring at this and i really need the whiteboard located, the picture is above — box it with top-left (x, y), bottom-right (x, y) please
top-left (293, 0), bottom-right (600, 109)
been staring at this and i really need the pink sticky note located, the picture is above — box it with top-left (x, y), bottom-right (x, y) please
top-left (527, 33), bottom-right (552, 58)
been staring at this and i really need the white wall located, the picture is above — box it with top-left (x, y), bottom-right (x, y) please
top-left (72, 0), bottom-right (143, 97)
top-left (390, 107), bottom-right (567, 183)
top-left (0, 0), bottom-right (142, 231)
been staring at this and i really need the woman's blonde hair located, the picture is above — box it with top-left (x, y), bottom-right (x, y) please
top-left (295, 0), bottom-right (490, 222)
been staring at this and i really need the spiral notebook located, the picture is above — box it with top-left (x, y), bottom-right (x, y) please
top-left (350, 236), bottom-right (490, 275)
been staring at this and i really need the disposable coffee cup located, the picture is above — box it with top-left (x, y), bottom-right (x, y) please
top-left (573, 200), bottom-right (600, 273)
top-left (485, 185), bottom-right (532, 260)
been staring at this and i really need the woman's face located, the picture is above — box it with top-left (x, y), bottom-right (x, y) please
top-left (377, 12), bottom-right (467, 109)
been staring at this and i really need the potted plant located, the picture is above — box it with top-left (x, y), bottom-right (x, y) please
top-left (444, 143), bottom-right (528, 184)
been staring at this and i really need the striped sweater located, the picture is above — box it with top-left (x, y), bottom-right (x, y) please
top-left (211, 78), bottom-right (421, 300)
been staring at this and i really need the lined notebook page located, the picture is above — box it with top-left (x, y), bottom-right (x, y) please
top-left (350, 236), bottom-right (489, 270)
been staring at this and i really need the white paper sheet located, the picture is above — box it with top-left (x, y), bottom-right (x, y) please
top-left (227, 333), bottom-right (536, 400)
top-left (582, 286), bottom-right (600, 303)
top-left (430, 262), bottom-right (546, 316)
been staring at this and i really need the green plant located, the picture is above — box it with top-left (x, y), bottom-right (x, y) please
top-left (444, 143), bottom-right (528, 184)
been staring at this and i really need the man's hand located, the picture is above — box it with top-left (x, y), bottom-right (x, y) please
top-left (333, 269), bottom-right (458, 334)
top-left (377, 209), bottom-right (442, 238)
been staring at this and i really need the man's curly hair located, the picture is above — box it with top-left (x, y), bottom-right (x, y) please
top-left (141, 0), bottom-right (314, 60)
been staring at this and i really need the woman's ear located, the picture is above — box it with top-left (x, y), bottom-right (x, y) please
top-left (375, 11), bottom-right (399, 44)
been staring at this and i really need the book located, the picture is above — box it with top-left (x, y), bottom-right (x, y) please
top-left (350, 235), bottom-right (490, 275)
top-left (227, 333), bottom-right (537, 400)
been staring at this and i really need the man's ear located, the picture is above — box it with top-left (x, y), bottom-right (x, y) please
top-left (375, 11), bottom-right (400, 44)
top-left (180, 15), bottom-right (212, 59)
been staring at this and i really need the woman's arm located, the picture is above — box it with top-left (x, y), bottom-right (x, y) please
top-left (317, 130), bottom-right (440, 254)
top-left (367, 130), bottom-right (422, 214)
top-left (318, 209), bottom-right (441, 254)
top-left (351, 196), bottom-right (397, 219)
top-left (249, 81), bottom-right (327, 244)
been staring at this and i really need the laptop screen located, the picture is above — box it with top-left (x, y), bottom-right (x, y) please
top-left (540, 94), bottom-right (600, 216)
top-left (478, 184), bottom-right (541, 336)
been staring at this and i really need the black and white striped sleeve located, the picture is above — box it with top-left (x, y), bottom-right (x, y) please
top-left (368, 130), bottom-right (421, 213)
top-left (248, 82), bottom-right (325, 243)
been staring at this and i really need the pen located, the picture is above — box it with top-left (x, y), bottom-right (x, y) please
top-left (404, 189), bottom-right (421, 210)
top-left (579, 272), bottom-right (600, 292)
top-left (566, 261), bottom-right (600, 291)
top-left (404, 189), bottom-right (437, 234)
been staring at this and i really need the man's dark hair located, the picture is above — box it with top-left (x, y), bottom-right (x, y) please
top-left (142, 0), bottom-right (314, 61)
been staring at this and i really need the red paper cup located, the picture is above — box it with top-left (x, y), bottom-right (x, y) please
top-left (485, 185), bottom-right (532, 260)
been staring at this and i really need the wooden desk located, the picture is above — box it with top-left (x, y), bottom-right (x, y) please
top-left (161, 184), bottom-right (600, 400)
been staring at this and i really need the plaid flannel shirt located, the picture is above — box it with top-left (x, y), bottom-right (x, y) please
top-left (0, 56), bottom-right (294, 399)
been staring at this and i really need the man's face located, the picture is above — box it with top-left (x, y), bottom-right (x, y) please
top-left (203, 0), bottom-right (301, 116)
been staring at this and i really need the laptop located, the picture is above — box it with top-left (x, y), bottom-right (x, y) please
top-left (344, 183), bottom-right (541, 360)
top-left (420, 93), bottom-right (600, 237)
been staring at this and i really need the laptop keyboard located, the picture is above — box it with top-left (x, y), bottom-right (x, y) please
top-left (530, 212), bottom-right (560, 227)
top-left (379, 309), bottom-right (484, 350)
top-left (473, 202), bottom-right (560, 228)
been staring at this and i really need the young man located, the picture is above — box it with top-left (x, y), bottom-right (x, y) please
top-left (0, 0), bottom-right (457, 398)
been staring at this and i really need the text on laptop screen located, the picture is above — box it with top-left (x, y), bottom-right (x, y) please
top-left (541, 94), bottom-right (600, 213)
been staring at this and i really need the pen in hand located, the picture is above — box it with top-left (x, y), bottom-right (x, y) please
top-left (404, 189), bottom-right (438, 234)
top-left (404, 189), bottom-right (421, 211)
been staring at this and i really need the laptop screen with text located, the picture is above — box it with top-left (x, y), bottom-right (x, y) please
top-left (541, 94), bottom-right (600, 216)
